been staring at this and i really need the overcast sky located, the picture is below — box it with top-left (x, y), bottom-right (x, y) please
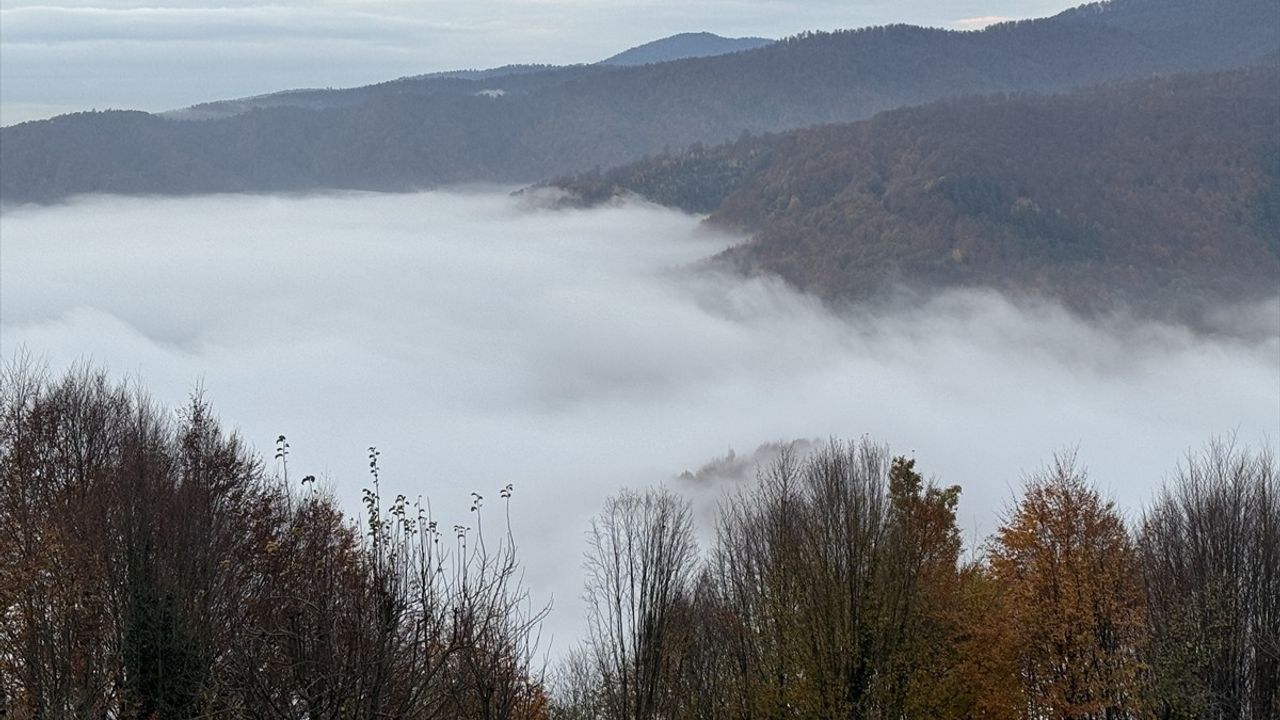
top-left (0, 0), bottom-right (1079, 125)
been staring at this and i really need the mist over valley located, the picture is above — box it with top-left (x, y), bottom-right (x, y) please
top-left (2, 0), bottom-right (1279, 715)
top-left (4, 189), bottom-right (1276, 654)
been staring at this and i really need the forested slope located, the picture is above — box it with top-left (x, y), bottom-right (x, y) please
top-left (2, 0), bottom-right (1275, 204)
top-left (552, 66), bottom-right (1280, 316)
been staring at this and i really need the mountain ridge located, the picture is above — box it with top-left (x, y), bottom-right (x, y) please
top-left (166, 33), bottom-right (774, 122)
top-left (548, 65), bottom-right (1280, 319)
top-left (2, 0), bottom-right (1275, 205)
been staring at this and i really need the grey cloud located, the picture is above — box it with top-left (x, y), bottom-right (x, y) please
top-left (677, 440), bottom-right (817, 487)
top-left (1, 6), bottom-right (475, 44)
top-left (3, 189), bottom-right (1274, 655)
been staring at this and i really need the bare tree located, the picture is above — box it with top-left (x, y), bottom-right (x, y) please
top-left (705, 439), bottom-right (969, 719)
top-left (666, 569), bottom-right (738, 720)
top-left (548, 646), bottom-right (601, 720)
top-left (442, 485), bottom-right (550, 720)
top-left (0, 361), bottom-right (551, 719)
top-left (583, 486), bottom-right (698, 720)
top-left (1139, 438), bottom-right (1279, 720)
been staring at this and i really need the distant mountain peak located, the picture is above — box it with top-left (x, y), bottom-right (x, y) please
top-left (599, 32), bottom-right (773, 66)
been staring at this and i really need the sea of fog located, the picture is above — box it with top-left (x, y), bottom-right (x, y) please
top-left (2, 189), bottom-right (1277, 654)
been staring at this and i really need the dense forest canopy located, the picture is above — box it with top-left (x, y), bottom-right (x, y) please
top-left (1, 0), bottom-right (1275, 204)
top-left (550, 66), bottom-right (1280, 318)
top-left (2, 365), bottom-right (1276, 718)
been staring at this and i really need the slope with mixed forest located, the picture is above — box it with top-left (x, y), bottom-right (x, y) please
top-left (552, 67), bottom-right (1280, 316)
top-left (2, 0), bottom-right (1275, 204)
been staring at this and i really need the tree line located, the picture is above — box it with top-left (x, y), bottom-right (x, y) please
top-left (2, 364), bottom-right (1276, 718)
top-left (560, 441), bottom-right (1278, 720)
top-left (0, 364), bottom-right (547, 718)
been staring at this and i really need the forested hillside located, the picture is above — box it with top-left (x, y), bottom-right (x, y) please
top-left (170, 33), bottom-right (773, 121)
top-left (4, 366), bottom-right (1276, 718)
top-left (2, 0), bottom-right (1275, 204)
top-left (552, 66), bottom-right (1280, 316)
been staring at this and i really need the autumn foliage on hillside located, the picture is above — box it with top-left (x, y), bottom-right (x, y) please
top-left (2, 365), bottom-right (1277, 718)
top-left (553, 66), bottom-right (1280, 318)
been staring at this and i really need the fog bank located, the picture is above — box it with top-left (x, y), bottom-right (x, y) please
top-left (2, 189), bottom-right (1276, 652)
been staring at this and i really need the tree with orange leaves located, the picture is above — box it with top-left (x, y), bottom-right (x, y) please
top-left (989, 453), bottom-right (1146, 720)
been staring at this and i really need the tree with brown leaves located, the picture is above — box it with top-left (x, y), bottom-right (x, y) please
top-left (990, 453), bottom-right (1146, 719)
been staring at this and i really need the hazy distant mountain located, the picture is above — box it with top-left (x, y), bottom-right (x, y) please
top-left (163, 65), bottom-right (599, 121)
top-left (552, 66), bottom-right (1280, 318)
top-left (2, 0), bottom-right (1275, 204)
top-left (599, 32), bottom-right (773, 66)
top-left (167, 32), bottom-right (775, 121)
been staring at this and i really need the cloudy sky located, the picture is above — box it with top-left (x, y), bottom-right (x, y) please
top-left (0, 0), bottom-right (1078, 124)
top-left (4, 189), bottom-right (1276, 652)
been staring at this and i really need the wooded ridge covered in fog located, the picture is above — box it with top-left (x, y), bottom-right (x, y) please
top-left (551, 66), bottom-right (1280, 318)
top-left (3, 0), bottom-right (1278, 716)
top-left (1, 0), bottom-right (1275, 204)
top-left (3, 365), bottom-right (1276, 719)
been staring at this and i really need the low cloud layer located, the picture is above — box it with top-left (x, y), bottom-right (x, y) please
top-left (2, 189), bottom-right (1276, 653)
